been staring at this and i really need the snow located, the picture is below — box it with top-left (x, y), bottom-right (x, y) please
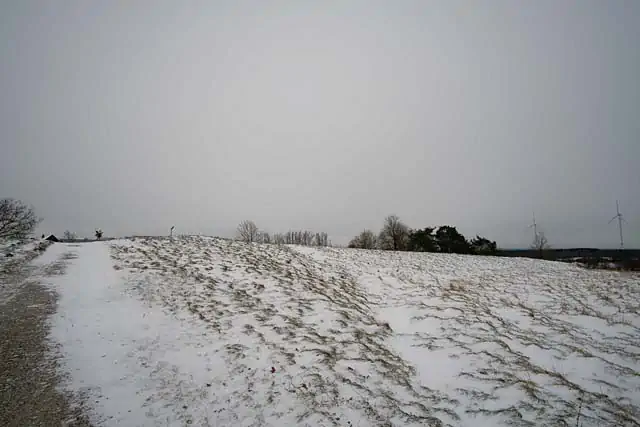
top-left (0, 238), bottom-right (53, 302)
top-left (44, 243), bottom-right (232, 426)
top-left (41, 237), bottom-right (640, 426)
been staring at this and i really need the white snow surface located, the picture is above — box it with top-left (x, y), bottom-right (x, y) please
top-left (42, 237), bottom-right (640, 426)
top-left (0, 238), bottom-right (52, 302)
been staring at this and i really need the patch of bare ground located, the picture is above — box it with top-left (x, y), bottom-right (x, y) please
top-left (0, 247), bottom-right (91, 427)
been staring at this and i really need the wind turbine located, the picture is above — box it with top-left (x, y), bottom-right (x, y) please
top-left (608, 200), bottom-right (626, 249)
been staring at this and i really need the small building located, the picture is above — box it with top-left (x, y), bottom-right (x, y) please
top-left (45, 234), bottom-right (60, 243)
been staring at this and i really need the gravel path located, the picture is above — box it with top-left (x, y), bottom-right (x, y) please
top-left (0, 248), bottom-right (91, 427)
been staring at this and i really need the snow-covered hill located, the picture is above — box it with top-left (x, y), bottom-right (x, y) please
top-left (44, 236), bottom-right (640, 426)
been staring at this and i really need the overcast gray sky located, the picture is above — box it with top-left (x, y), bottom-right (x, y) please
top-left (1, 1), bottom-right (638, 248)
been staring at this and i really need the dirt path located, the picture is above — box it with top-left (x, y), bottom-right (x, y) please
top-left (0, 246), bottom-right (91, 427)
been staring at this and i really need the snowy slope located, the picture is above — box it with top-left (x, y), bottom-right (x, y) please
top-left (44, 237), bottom-right (640, 427)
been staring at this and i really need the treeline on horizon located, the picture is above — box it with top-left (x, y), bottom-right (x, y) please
top-left (236, 220), bottom-right (330, 247)
top-left (347, 215), bottom-right (498, 255)
top-left (236, 215), bottom-right (498, 256)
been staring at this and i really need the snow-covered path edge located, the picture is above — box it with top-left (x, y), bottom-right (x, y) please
top-left (43, 242), bottom-right (229, 426)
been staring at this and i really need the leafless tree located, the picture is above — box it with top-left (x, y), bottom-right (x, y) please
top-left (349, 229), bottom-right (377, 249)
top-left (237, 220), bottom-right (259, 243)
top-left (63, 230), bottom-right (77, 241)
top-left (0, 198), bottom-right (41, 241)
top-left (361, 230), bottom-right (377, 249)
top-left (287, 231), bottom-right (297, 245)
top-left (262, 229), bottom-right (329, 246)
top-left (257, 231), bottom-right (271, 244)
top-left (378, 215), bottom-right (409, 251)
top-left (531, 232), bottom-right (550, 258)
top-left (95, 229), bottom-right (103, 240)
top-left (273, 233), bottom-right (285, 245)
top-left (282, 230), bottom-right (324, 246)
top-left (285, 231), bottom-right (294, 245)
top-left (285, 231), bottom-right (302, 245)
top-left (301, 230), bottom-right (314, 246)
top-left (314, 232), bottom-right (329, 247)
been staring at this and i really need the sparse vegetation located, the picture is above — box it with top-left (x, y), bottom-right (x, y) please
top-left (0, 198), bottom-right (41, 241)
top-left (236, 221), bottom-right (330, 247)
top-left (107, 235), bottom-right (640, 426)
top-left (62, 230), bottom-right (77, 241)
top-left (348, 229), bottom-right (377, 249)
top-left (532, 231), bottom-right (550, 257)
top-left (257, 231), bottom-right (271, 244)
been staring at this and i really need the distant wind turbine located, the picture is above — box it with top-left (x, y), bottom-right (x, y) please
top-left (608, 201), bottom-right (626, 249)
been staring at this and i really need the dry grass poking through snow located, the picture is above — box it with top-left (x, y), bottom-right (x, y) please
top-left (110, 236), bottom-right (640, 427)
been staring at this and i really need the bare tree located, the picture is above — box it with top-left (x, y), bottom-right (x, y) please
top-left (282, 230), bottom-right (321, 246)
top-left (258, 231), bottom-right (272, 244)
top-left (378, 215), bottom-right (409, 251)
top-left (348, 229), bottom-right (377, 249)
top-left (273, 233), bottom-right (285, 245)
top-left (63, 230), bottom-right (77, 241)
top-left (237, 220), bottom-right (259, 243)
top-left (301, 230), bottom-right (313, 246)
top-left (0, 198), bottom-right (41, 241)
top-left (95, 229), bottom-right (103, 240)
top-left (531, 232), bottom-right (550, 258)
top-left (314, 232), bottom-right (329, 247)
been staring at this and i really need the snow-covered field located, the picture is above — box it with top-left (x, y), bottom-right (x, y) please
top-left (41, 236), bottom-right (639, 426)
